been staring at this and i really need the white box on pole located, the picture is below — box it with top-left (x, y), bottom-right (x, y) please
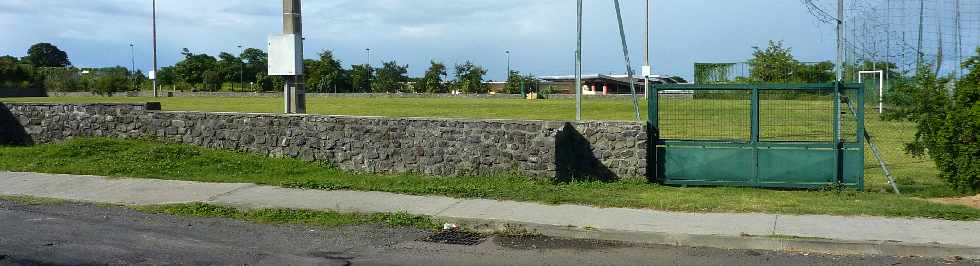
top-left (148, 70), bottom-right (156, 80)
top-left (642, 65), bottom-right (652, 77)
top-left (267, 34), bottom-right (303, 76)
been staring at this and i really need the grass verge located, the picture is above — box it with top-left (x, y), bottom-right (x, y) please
top-left (1, 138), bottom-right (978, 221)
top-left (133, 203), bottom-right (438, 230)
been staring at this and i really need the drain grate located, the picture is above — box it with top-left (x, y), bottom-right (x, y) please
top-left (419, 230), bottom-right (486, 246)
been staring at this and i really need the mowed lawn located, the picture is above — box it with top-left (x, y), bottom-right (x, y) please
top-left (0, 96), bottom-right (968, 217)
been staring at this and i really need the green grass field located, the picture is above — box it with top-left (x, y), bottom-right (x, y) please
top-left (0, 96), bottom-right (954, 198)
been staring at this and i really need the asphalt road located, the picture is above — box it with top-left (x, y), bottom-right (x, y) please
top-left (0, 200), bottom-right (976, 266)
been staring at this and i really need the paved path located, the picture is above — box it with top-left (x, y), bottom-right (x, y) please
top-left (2, 171), bottom-right (979, 258)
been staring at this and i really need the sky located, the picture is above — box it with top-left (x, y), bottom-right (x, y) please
top-left (0, 0), bottom-right (841, 80)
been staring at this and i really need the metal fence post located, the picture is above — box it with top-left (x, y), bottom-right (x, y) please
top-left (751, 87), bottom-right (760, 185)
top-left (648, 85), bottom-right (660, 181)
top-left (834, 82), bottom-right (844, 184)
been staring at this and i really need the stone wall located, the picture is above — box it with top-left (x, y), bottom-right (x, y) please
top-left (0, 103), bottom-right (648, 180)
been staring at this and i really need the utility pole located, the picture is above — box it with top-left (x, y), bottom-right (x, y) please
top-left (366, 48), bottom-right (371, 66)
top-left (575, 0), bottom-right (583, 121)
top-left (643, 0), bottom-right (651, 100)
top-left (281, 0), bottom-right (305, 113)
top-left (130, 43), bottom-right (136, 90)
top-left (506, 50), bottom-right (511, 83)
top-left (238, 45), bottom-right (244, 92)
top-left (917, 0), bottom-right (925, 71)
top-left (836, 0), bottom-right (844, 82)
top-left (151, 0), bottom-right (158, 97)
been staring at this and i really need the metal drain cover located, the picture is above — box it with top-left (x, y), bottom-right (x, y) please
top-left (419, 230), bottom-right (486, 246)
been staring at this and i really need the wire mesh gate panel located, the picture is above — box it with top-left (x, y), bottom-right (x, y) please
top-left (649, 83), bottom-right (865, 189)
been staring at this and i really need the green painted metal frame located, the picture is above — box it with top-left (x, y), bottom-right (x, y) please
top-left (649, 82), bottom-right (865, 189)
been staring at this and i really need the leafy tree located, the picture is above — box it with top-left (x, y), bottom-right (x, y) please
top-left (372, 61), bottom-right (409, 93)
top-left (0, 55), bottom-right (37, 89)
top-left (349, 64), bottom-right (374, 93)
top-left (23, 43), bottom-right (71, 67)
top-left (452, 61), bottom-right (487, 94)
top-left (747, 41), bottom-right (798, 83)
top-left (417, 61), bottom-right (448, 93)
top-left (89, 67), bottom-right (128, 96)
top-left (202, 70), bottom-right (223, 91)
top-left (172, 48), bottom-right (217, 89)
top-left (156, 66), bottom-right (178, 87)
top-left (305, 50), bottom-right (348, 93)
top-left (794, 61), bottom-right (835, 83)
top-left (216, 52), bottom-right (244, 87)
top-left (930, 48), bottom-right (980, 191)
top-left (504, 70), bottom-right (539, 94)
top-left (693, 63), bottom-right (735, 84)
top-left (240, 48), bottom-right (267, 84)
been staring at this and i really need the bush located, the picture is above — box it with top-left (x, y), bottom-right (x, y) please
top-left (893, 48), bottom-right (980, 192)
top-left (90, 73), bottom-right (128, 96)
top-left (932, 50), bottom-right (980, 191)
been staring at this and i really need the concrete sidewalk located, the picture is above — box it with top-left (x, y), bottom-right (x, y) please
top-left (2, 171), bottom-right (979, 259)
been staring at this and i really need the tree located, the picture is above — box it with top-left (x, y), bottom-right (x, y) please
top-left (216, 52), bottom-right (244, 87)
top-left (504, 70), bottom-right (539, 94)
top-left (349, 64), bottom-right (374, 93)
top-left (0, 55), bottom-right (37, 89)
top-left (240, 48), bottom-right (267, 84)
top-left (23, 43), bottom-right (71, 67)
top-left (747, 41), bottom-right (799, 83)
top-left (694, 63), bottom-right (736, 84)
top-left (89, 67), bottom-right (128, 96)
top-left (172, 48), bottom-right (218, 89)
top-left (417, 61), bottom-right (448, 93)
top-left (794, 61), bottom-right (835, 83)
top-left (372, 61), bottom-right (409, 93)
top-left (452, 61), bottom-right (487, 94)
top-left (305, 50), bottom-right (348, 93)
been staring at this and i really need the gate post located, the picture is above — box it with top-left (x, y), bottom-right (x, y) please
top-left (648, 85), bottom-right (660, 181)
top-left (834, 82), bottom-right (844, 184)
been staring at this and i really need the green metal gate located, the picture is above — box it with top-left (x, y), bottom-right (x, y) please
top-left (649, 83), bottom-right (865, 189)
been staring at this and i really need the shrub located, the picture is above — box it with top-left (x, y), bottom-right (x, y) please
top-left (893, 48), bottom-right (980, 192)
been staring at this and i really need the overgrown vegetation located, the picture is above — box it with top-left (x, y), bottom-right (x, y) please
top-left (1, 138), bottom-right (978, 220)
top-left (134, 203), bottom-right (438, 229)
top-left (885, 48), bottom-right (980, 192)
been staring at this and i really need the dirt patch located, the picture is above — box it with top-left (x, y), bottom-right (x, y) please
top-left (930, 194), bottom-right (980, 209)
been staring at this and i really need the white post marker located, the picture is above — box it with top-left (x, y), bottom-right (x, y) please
top-left (858, 70), bottom-right (885, 114)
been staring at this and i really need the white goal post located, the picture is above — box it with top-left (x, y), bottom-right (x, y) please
top-left (858, 70), bottom-right (885, 114)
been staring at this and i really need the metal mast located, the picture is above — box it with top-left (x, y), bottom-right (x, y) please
top-left (283, 0), bottom-right (306, 113)
top-left (575, 0), bottom-right (583, 121)
top-left (152, 0), bottom-right (158, 97)
top-left (643, 0), bottom-right (651, 100)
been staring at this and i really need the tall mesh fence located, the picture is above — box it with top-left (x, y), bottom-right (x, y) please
top-left (657, 86), bottom-right (861, 143)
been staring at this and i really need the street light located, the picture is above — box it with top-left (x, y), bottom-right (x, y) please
top-left (238, 45), bottom-right (244, 92)
top-left (151, 0), bottom-right (158, 97)
top-left (130, 43), bottom-right (136, 91)
top-left (366, 48), bottom-right (371, 67)
top-left (505, 50), bottom-right (511, 83)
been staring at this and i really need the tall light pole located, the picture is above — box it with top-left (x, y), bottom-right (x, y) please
top-left (575, 0), bottom-right (583, 121)
top-left (152, 0), bottom-right (158, 97)
top-left (643, 0), bottom-right (651, 99)
top-left (237, 45), bottom-right (244, 92)
top-left (130, 43), bottom-right (137, 91)
top-left (366, 48), bottom-right (371, 66)
top-left (505, 50), bottom-right (511, 86)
